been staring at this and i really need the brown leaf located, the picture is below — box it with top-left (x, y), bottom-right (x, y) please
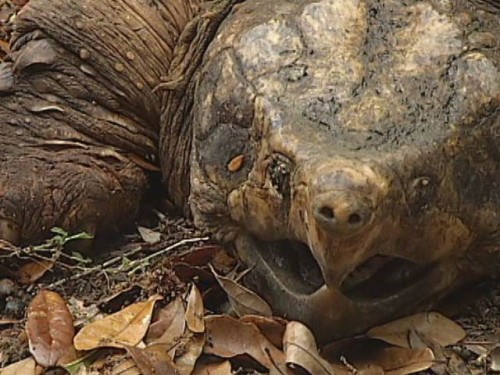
top-left (204, 315), bottom-right (287, 373)
top-left (26, 290), bottom-right (76, 367)
top-left (74, 295), bottom-right (162, 350)
top-left (370, 347), bottom-right (435, 375)
top-left (240, 315), bottom-right (287, 349)
top-left (16, 260), bottom-right (54, 284)
top-left (185, 285), bottom-right (205, 333)
top-left (98, 285), bottom-right (143, 313)
top-left (210, 249), bottom-right (237, 274)
top-left (148, 298), bottom-right (188, 361)
top-left (192, 361), bottom-right (232, 375)
top-left (491, 345), bottom-right (500, 372)
top-left (0, 357), bottom-right (37, 375)
top-left (111, 359), bottom-right (142, 375)
top-left (175, 334), bottom-right (205, 375)
top-left (445, 350), bottom-right (473, 375)
top-left (210, 265), bottom-right (272, 317)
top-left (126, 344), bottom-right (177, 375)
top-left (174, 246), bottom-right (222, 267)
top-left (367, 312), bottom-right (466, 349)
top-left (0, 40), bottom-right (9, 58)
top-left (283, 321), bottom-right (335, 375)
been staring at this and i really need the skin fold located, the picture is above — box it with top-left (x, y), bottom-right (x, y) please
top-left (0, 0), bottom-right (498, 341)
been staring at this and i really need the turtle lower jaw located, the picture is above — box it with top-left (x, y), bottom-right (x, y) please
top-left (234, 233), bottom-right (459, 343)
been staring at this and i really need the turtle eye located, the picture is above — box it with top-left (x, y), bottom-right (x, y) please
top-left (268, 154), bottom-right (292, 197)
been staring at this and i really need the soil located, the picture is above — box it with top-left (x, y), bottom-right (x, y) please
top-left (0, 1), bottom-right (499, 374)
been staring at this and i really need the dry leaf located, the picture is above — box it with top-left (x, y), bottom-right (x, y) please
top-left (210, 265), bottom-right (272, 317)
top-left (126, 344), bottom-right (177, 375)
top-left (0, 40), bottom-right (9, 58)
top-left (175, 334), bottom-right (205, 375)
top-left (111, 359), bottom-right (141, 375)
top-left (16, 260), bottom-right (55, 284)
top-left (137, 227), bottom-right (162, 244)
top-left (283, 321), bottom-right (335, 375)
top-left (210, 249), bottom-right (237, 274)
top-left (240, 315), bottom-right (287, 349)
top-left (26, 290), bottom-right (76, 367)
top-left (204, 315), bottom-right (287, 373)
top-left (98, 285), bottom-right (143, 314)
top-left (367, 312), bottom-right (466, 349)
top-left (185, 285), bottom-right (205, 333)
top-left (491, 345), bottom-right (500, 372)
top-left (0, 357), bottom-right (37, 375)
top-left (74, 295), bottom-right (162, 350)
top-left (192, 361), bottom-right (232, 375)
top-left (148, 297), bottom-right (186, 357)
top-left (174, 246), bottom-right (222, 267)
top-left (445, 350), bottom-right (473, 375)
top-left (370, 347), bottom-right (435, 375)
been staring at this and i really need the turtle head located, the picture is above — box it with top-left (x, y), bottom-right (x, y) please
top-left (189, 0), bottom-right (500, 341)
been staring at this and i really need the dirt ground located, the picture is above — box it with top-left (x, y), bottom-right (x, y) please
top-left (0, 1), bottom-right (499, 374)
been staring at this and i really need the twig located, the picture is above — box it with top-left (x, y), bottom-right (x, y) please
top-left (46, 236), bottom-right (208, 288)
top-left (126, 236), bottom-right (209, 275)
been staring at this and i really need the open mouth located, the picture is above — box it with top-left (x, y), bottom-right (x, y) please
top-left (340, 255), bottom-right (429, 300)
top-left (251, 238), bottom-right (429, 301)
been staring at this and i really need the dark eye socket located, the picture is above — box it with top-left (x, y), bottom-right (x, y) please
top-left (268, 154), bottom-right (292, 196)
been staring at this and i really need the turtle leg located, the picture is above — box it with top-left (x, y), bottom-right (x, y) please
top-left (0, 0), bottom-right (199, 246)
top-left (0, 143), bottom-right (148, 246)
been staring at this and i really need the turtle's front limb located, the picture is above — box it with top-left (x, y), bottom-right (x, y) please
top-left (0, 0), bottom-right (199, 245)
top-left (0, 141), bottom-right (147, 246)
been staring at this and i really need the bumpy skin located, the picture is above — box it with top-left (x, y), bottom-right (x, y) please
top-left (0, 0), bottom-right (201, 243)
top-left (190, 0), bottom-right (500, 341)
top-left (0, 0), bottom-right (499, 343)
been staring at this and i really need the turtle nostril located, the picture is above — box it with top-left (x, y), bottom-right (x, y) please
top-left (348, 213), bottom-right (362, 225)
top-left (319, 206), bottom-right (335, 220)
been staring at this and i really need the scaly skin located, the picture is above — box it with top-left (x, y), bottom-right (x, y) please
top-left (0, 0), bottom-right (498, 342)
top-left (0, 0), bottom-right (206, 243)
top-left (190, 0), bottom-right (500, 341)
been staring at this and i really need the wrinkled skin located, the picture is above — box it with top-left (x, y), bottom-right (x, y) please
top-left (190, 0), bottom-right (500, 341)
top-left (0, 0), bottom-right (499, 342)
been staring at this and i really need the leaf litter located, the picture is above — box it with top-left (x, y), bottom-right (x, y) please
top-left (1, 217), bottom-right (498, 374)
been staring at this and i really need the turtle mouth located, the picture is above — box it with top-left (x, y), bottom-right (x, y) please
top-left (340, 255), bottom-right (429, 301)
top-left (250, 238), bottom-right (429, 302)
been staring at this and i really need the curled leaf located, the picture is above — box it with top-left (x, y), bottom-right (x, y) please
top-left (126, 344), bottom-right (177, 375)
top-left (204, 315), bottom-right (286, 372)
top-left (148, 297), bottom-right (186, 357)
top-left (185, 285), bottom-right (205, 333)
top-left (26, 290), bottom-right (76, 367)
top-left (0, 357), bottom-right (37, 375)
top-left (175, 334), bottom-right (206, 375)
top-left (192, 361), bottom-right (232, 375)
top-left (240, 315), bottom-right (287, 349)
top-left (16, 260), bottom-right (54, 284)
top-left (371, 347), bottom-right (435, 375)
top-left (210, 265), bottom-right (272, 317)
top-left (74, 295), bottom-right (162, 350)
top-left (283, 321), bottom-right (335, 375)
top-left (367, 312), bottom-right (466, 349)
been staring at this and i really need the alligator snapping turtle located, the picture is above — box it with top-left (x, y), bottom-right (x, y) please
top-left (0, 0), bottom-right (499, 342)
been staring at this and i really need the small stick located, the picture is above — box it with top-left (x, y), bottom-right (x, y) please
top-left (47, 236), bottom-right (208, 288)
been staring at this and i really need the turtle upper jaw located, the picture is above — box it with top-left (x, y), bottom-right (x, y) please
top-left (234, 233), bottom-right (460, 343)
